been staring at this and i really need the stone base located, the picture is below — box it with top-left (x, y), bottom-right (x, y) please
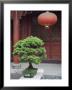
top-left (20, 69), bottom-right (44, 79)
top-left (11, 63), bottom-right (21, 69)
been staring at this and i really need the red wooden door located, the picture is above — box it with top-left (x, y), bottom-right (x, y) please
top-left (44, 42), bottom-right (61, 61)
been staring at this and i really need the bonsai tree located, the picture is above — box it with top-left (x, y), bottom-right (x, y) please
top-left (13, 36), bottom-right (47, 78)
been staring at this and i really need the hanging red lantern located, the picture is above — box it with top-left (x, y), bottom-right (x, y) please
top-left (37, 11), bottom-right (57, 28)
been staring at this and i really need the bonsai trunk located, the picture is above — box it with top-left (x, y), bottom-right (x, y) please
top-left (28, 62), bottom-right (33, 69)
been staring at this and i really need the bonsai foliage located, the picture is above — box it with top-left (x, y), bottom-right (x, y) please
top-left (13, 36), bottom-right (47, 65)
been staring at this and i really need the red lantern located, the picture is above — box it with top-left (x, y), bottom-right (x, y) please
top-left (37, 11), bottom-right (57, 28)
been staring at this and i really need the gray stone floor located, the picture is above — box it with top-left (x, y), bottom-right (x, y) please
top-left (11, 63), bottom-right (61, 79)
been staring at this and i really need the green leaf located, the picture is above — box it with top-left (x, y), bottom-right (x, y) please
top-left (12, 36), bottom-right (47, 64)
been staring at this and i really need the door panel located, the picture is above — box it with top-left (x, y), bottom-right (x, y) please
top-left (44, 42), bottom-right (61, 61)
